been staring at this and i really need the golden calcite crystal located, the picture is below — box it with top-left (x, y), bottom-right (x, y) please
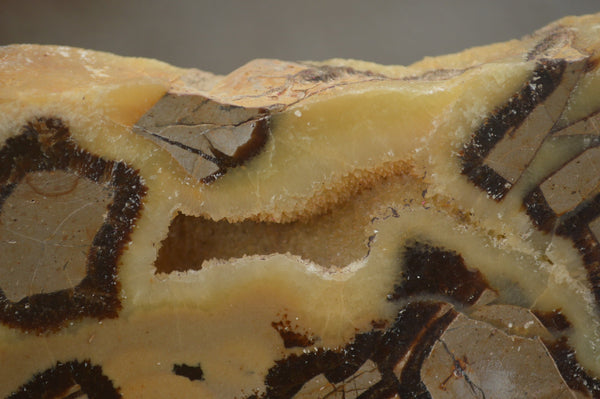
top-left (2, 13), bottom-right (600, 399)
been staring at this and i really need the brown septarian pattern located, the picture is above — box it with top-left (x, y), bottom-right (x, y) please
top-left (524, 149), bottom-right (600, 303)
top-left (463, 39), bottom-right (600, 308)
top-left (256, 307), bottom-right (598, 399)
top-left (251, 243), bottom-right (489, 398)
top-left (390, 242), bottom-right (493, 305)
top-left (251, 241), bottom-right (600, 398)
top-left (248, 241), bottom-right (486, 399)
top-left (460, 55), bottom-right (587, 200)
top-left (8, 359), bottom-right (120, 399)
top-left (134, 94), bottom-right (270, 183)
top-left (525, 146), bottom-right (600, 228)
top-left (252, 302), bottom-right (457, 399)
top-left (0, 118), bottom-right (147, 332)
top-left (459, 37), bottom-right (600, 369)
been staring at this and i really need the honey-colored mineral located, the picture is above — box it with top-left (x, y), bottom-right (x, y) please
top-left (2, 13), bottom-right (600, 399)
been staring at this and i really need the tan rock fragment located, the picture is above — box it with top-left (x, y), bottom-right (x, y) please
top-left (540, 147), bottom-right (600, 215)
top-left (422, 313), bottom-right (576, 399)
top-left (292, 360), bottom-right (381, 399)
top-left (0, 170), bottom-right (113, 302)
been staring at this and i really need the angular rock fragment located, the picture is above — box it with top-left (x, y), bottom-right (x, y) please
top-left (134, 88), bottom-right (271, 183)
top-left (422, 312), bottom-right (575, 399)
top-left (470, 304), bottom-right (553, 339)
top-left (2, 13), bottom-right (600, 399)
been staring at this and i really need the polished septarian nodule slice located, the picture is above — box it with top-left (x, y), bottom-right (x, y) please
top-left (2, 13), bottom-right (600, 399)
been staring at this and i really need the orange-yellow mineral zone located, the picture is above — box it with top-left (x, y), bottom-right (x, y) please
top-left (3, 12), bottom-right (600, 399)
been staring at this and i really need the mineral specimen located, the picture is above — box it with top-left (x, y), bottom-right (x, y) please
top-left (2, 13), bottom-right (600, 399)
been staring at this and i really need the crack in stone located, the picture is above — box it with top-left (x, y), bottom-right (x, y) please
top-left (148, 130), bottom-right (220, 164)
top-left (152, 114), bottom-right (265, 129)
top-left (438, 338), bottom-right (487, 399)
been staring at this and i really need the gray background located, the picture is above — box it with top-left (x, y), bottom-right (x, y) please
top-left (1, 1), bottom-right (599, 75)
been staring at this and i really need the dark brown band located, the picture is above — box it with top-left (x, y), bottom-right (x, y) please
top-left (0, 118), bottom-right (147, 333)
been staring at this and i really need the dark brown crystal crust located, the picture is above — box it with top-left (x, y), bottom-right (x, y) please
top-left (523, 187), bottom-right (557, 231)
top-left (8, 359), bottom-right (120, 399)
top-left (391, 242), bottom-right (493, 306)
top-left (545, 338), bottom-right (600, 397)
top-left (0, 118), bottom-right (147, 333)
top-left (533, 309), bottom-right (572, 332)
top-left (172, 363), bottom-right (205, 382)
top-left (558, 202), bottom-right (600, 304)
top-left (271, 319), bottom-right (315, 349)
